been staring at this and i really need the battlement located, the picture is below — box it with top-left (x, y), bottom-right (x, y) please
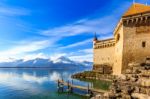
top-left (122, 13), bottom-right (150, 23)
top-left (94, 38), bottom-right (115, 49)
top-left (114, 3), bottom-right (150, 35)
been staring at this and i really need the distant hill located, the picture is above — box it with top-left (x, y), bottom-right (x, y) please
top-left (0, 56), bottom-right (93, 68)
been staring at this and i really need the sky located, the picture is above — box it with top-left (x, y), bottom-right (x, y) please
top-left (0, 0), bottom-right (150, 62)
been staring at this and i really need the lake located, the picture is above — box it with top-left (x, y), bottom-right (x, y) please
top-left (0, 68), bottom-right (111, 99)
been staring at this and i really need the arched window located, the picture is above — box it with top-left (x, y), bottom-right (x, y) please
top-left (116, 33), bottom-right (120, 42)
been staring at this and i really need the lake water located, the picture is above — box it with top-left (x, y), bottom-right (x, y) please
top-left (0, 68), bottom-right (111, 99)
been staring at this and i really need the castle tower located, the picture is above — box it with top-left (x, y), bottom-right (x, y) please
top-left (93, 3), bottom-right (150, 75)
top-left (113, 3), bottom-right (150, 75)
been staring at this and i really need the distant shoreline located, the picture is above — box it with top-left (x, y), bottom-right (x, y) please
top-left (0, 67), bottom-right (55, 68)
top-left (0, 66), bottom-right (85, 69)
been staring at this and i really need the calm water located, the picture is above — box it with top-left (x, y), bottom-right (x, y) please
top-left (0, 68), bottom-right (110, 99)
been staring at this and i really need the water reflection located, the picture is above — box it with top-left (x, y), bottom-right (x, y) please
top-left (0, 68), bottom-right (89, 99)
top-left (0, 70), bottom-right (62, 82)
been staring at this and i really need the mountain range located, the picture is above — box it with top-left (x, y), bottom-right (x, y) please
top-left (0, 56), bottom-right (93, 68)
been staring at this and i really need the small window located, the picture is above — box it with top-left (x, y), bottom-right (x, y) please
top-left (115, 34), bottom-right (120, 42)
top-left (146, 58), bottom-right (150, 60)
top-left (142, 41), bottom-right (146, 48)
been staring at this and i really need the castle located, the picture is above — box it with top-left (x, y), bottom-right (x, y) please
top-left (93, 3), bottom-right (150, 75)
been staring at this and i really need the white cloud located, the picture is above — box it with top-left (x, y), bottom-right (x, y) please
top-left (23, 53), bottom-right (49, 62)
top-left (59, 38), bottom-right (92, 49)
top-left (0, 6), bottom-right (30, 16)
top-left (41, 15), bottom-right (116, 38)
top-left (50, 53), bottom-right (67, 61)
top-left (68, 48), bottom-right (93, 62)
top-left (0, 40), bottom-right (50, 58)
top-left (0, 1), bottom-right (133, 63)
top-left (0, 57), bottom-right (16, 63)
top-left (49, 48), bottom-right (93, 62)
top-left (69, 54), bottom-right (93, 62)
top-left (78, 48), bottom-right (93, 53)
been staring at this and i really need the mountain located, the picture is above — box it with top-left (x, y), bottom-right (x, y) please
top-left (80, 61), bottom-right (93, 67)
top-left (0, 56), bottom-right (93, 68)
top-left (52, 56), bottom-right (75, 64)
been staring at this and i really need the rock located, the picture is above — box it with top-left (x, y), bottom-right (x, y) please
top-left (134, 86), bottom-right (140, 93)
top-left (132, 93), bottom-right (150, 99)
top-left (140, 78), bottom-right (150, 87)
top-left (118, 74), bottom-right (126, 80)
top-left (128, 62), bottom-right (140, 67)
top-left (122, 94), bottom-right (131, 99)
top-left (126, 69), bottom-right (132, 74)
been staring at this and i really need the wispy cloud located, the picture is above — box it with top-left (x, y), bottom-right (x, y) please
top-left (0, 6), bottom-right (30, 16)
top-left (0, 40), bottom-right (50, 57)
top-left (59, 38), bottom-right (92, 49)
top-left (68, 48), bottom-right (93, 62)
top-left (41, 15), bottom-right (117, 38)
top-left (50, 53), bottom-right (67, 61)
top-left (23, 53), bottom-right (49, 62)
top-left (78, 48), bottom-right (93, 53)
top-left (0, 0), bottom-right (133, 63)
top-left (69, 54), bottom-right (93, 62)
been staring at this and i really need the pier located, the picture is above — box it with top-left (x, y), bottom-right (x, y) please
top-left (57, 79), bottom-right (107, 97)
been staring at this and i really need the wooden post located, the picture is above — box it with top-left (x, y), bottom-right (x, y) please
top-left (67, 80), bottom-right (70, 93)
top-left (57, 79), bottom-right (60, 88)
top-left (60, 78), bottom-right (64, 92)
top-left (67, 80), bottom-right (69, 89)
top-left (71, 79), bottom-right (73, 85)
top-left (59, 79), bottom-right (64, 92)
top-left (70, 80), bottom-right (73, 93)
top-left (62, 78), bottom-right (64, 82)
top-left (87, 83), bottom-right (89, 94)
top-left (57, 79), bottom-right (60, 92)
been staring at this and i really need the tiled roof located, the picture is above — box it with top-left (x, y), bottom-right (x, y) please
top-left (123, 3), bottom-right (150, 17)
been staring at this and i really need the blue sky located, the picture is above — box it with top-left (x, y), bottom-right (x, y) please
top-left (0, 0), bottom-right (149, 62)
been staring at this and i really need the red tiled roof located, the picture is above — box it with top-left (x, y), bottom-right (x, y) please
top-left (123, 3), bottom-right (150, 17)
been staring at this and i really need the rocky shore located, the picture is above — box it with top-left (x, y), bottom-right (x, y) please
top-left (91, 63), bottom-right (150, 99)
top-left (72, 62), bottom-right (150, 99)
top-left (72, 71), bottom-right (114, 82)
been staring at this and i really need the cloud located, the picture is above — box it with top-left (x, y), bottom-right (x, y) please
top-left (78, 48), bottom-right (93, 53)
top-left (0, 6), bottom-right (30, 16)
top-left (38, 7), bottom-right (121, 52)
top-left (0, 40), bottom-right (50, 58)
top-left (50, 53), bottom-right (67, 61)
top-left (0, 0), bottom-right (133, 63)
top-left (41, 15), bottom-right (116, 38)
top-left (49, 48), bottom-right (93, 62)
top-left (59, 38), bottom-right (92, 49)
top-left (68, 48), bottom-right (93, 62)
top-left (23, 53), bottom-right (49, 62)
top-left (69, 54), bottom-right (93, 62)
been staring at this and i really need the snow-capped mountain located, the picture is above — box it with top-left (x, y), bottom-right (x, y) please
top-left (80, 61), bottom-right (93, 67)
top-left (0, 56), bottom-right (93, 68)
top-left (52, 56), bottom-right (75, 64)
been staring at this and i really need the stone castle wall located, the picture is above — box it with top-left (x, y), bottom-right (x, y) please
top-left (122, 16), bottom-right (150, 73)
top-left (113, 23), bottom-right (124, 75)
top-left (93, 39), bottom-right (115, 73)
